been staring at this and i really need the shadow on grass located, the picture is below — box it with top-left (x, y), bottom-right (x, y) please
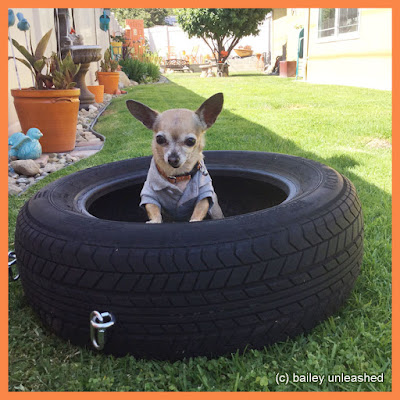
top-left (106, 80), bottom-right (389, 221)
top-left (8, 78), bottom-right (391, 391)
top-left (103, 79), bottom-right (392, 313)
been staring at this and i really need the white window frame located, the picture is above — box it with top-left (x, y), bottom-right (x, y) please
top-left (317, 8), bottom-right (360, 43)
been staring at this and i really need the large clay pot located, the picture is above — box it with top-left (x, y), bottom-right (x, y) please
top-left (11, 88), bottom-right (80, 153)
top-left (87, 85), bottom-right (104, 103)
top-left (97, 72), bottom-right (120, 94)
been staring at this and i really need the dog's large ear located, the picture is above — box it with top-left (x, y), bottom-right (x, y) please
top-left (126, 100), bottom-right (159, 130)
top-left (195, 93), bottom-right (224, 129)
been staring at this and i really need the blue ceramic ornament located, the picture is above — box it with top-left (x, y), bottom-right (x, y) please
top-left (8, 132), bottom-right (25, 157)
top-left (9, 128), bottom-right (43, 160)
top-left (8, 9), bottom-right (15, 27)
top-left (100, 11), bottom-right (110, 32)
top-left (16, 12), bottom-right (30, 31)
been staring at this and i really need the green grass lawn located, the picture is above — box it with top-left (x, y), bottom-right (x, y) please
top-left (8, 73), bottom-right (392, 391)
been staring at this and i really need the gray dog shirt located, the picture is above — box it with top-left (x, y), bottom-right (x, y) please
top-left (140, 158), bottom-right (218, 221)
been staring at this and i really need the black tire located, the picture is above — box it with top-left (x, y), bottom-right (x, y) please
top-left (14, 151), bottom-right (363, 360)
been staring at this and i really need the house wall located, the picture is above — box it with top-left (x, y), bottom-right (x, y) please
top-left (306, 8), bottom-right (392, 90)
top-left (271, 8), bottom-right (306, 63)
top-left (8, 8), bottom-right (124, 135)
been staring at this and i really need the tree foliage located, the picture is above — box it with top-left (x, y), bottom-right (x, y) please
top-left (111, 8), bottom-right (174, 28)
top-left (177, 8), bottom-right (271, 62)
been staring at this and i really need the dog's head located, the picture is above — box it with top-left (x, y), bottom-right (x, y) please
top-left (126, 93), bottom-right (223, 170)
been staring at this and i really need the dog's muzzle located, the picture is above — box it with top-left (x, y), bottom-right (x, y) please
top-left (167, 153), bottom-right (181, 168)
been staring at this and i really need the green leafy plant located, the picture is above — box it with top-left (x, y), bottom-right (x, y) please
top-left (50, 52), bottom-right (80, 89)
top-left (118, 58), bottom-right (160, 83)
top-left (177, 9), bottom-right (272, 75)
top-left (118, 58), bottom-right (146, 82)
top-left (111, 8), bottom-right (174, 28)
top-left (144, 61), bottom-right (161, 82)
top-left (9, 28), bottom-right (53, 89)
top-left (9, 28), bottom-right (81, 90)
top-left (100, 48), bottom-right (119, 72)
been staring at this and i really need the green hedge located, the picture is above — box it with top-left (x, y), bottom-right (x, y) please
top-left (119, 58), bottom-right (160, 83)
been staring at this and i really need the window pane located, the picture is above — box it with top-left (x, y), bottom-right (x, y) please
top-left (338, 8), bottom-right (359, 34)
top-left (318, 8), bottom-right (336, 38)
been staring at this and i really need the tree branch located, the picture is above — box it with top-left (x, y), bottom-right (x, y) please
top-left (200, 34), bottom-right (217, 61)
top-left (226, 37), bottom-right (241, 59)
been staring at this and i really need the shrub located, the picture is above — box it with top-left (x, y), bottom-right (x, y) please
top-left (144, 62), bottom-right (161, 82)
top-left (119, 58), bottom-right (146, 83)
top-left (119, 58), bottom-right (160, 83)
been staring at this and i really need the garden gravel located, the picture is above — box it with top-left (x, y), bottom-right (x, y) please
top-left (8, 94), bottom-right (113, 196)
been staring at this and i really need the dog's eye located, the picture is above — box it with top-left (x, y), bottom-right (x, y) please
top-left (184, 137), bottom-right (196, 147)
top-left (156, 135), bottom-right (167, 145)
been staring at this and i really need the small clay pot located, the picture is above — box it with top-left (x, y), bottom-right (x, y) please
top-left (87, 85), bottom-right (104, 103)
top-left (97, 72), bottom-right (120, 94)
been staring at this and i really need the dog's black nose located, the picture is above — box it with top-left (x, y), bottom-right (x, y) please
top-left (168, 153), bottom-right (180, 168)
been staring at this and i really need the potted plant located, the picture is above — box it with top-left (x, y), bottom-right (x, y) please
top-left (10, 29), bottom-right (81, 152)
top-left (96, 48), bottom-right (120, 94)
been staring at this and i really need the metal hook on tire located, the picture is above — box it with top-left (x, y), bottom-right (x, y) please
top-left (90, 311), bottom-right (115, 351)
top-left (8, 251), bottom-right (19, 282)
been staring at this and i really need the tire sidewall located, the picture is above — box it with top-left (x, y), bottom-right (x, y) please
top-left (24, 151), bottom-right (346, 249)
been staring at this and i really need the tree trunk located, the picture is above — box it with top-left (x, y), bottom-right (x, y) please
top-left (217, 63), bottom-right (229, 77)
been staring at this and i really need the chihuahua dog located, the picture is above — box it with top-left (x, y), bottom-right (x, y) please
top-left (126, 93), bottom-right (224, 223)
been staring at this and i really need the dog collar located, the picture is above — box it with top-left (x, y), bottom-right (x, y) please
top-left (156, 162), bottom-right (201, 184)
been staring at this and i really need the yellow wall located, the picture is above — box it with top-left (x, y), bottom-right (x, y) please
top-left (272, 8), bottom-right (306, 63)
top-left (306, 8), bottom-right (392, 90)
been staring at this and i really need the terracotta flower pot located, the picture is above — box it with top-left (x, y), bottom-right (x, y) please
top-left (11, 88), bottom-right (80, 153)
top-left (97, 72), bottom-right (120, 94)
top-left (87, 85), bottom-right (104, 103)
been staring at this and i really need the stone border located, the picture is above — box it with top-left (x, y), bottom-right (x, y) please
top-left (8, 94), bottom-right (114, 196)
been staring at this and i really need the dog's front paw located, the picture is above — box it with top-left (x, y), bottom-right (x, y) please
top-left (146, 218), bottom-right (162, 224)
top-left (189, 218), bottom-right (201, 223)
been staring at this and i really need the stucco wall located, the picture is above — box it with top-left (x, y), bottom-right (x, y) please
top-left (271, 8), bottom-right (306, 63)
top-left (306, 8), bottom-right (392, 90)
top-left (8, 8), bottom-right (124, 134)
